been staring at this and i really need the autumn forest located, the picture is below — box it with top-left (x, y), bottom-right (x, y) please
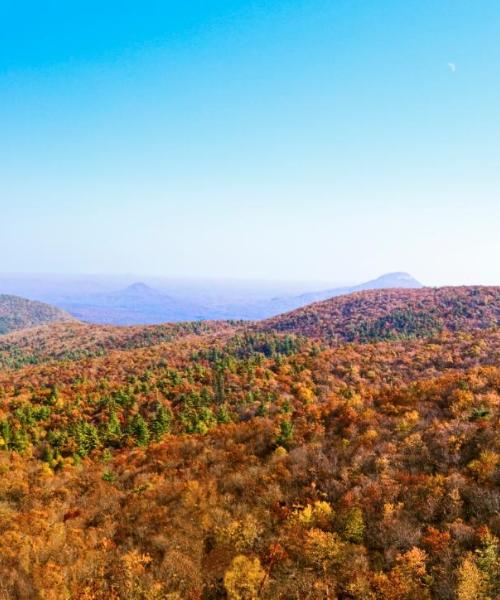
top-left (0, 286), bottom-right (499, 599)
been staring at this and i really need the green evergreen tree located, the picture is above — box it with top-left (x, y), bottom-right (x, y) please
top-left (213, 362), bottom-right (225, 405)
top-left (42, 444), bottom-right (55, 464)
top-left (476, 530), bottom-right (500, 596)
top-left (129, 413), bottom-right (150, 446)
top-left (0, 419), bottom-right (12, 446)
top-left (216, 404), bottom-right (232, 424)
top-left (276, 419), bottom-right (294, 448)
top-left (256, 402), bottom-right (267, 417)
top-left (11, 427), bottom-right (29, 453)
top-left (151, 404), bottom-right (172, 440)
top-left (74, 421), bottom-right (100, 457)
top-left (106, 409), bottom-right (123, 445)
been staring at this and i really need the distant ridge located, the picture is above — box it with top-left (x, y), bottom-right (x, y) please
top-left (58, 282), bottom-right (205, 325)
top-left (0, 272), bottom-right (425, 324)
top-left (258, 271), bottom-right (423, 316)
top-left (0, 294), bottom-right (75, 335)
top-left (119, 282), bottom-right (164, 297)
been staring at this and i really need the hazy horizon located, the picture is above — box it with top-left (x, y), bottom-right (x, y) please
top-left (0, 270), bottom-right (497, 289)
top-left (0, 270), bottom-right (427, 324)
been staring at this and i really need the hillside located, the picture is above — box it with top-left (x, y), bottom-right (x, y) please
top-left (0, 286), bottom-right (498, 599)
top-left (0, 294), bottom-right (75, 335)
top-left (0, 319), bottom-right (236, 370)
top-left (261, 286), bottom-right (500, 342)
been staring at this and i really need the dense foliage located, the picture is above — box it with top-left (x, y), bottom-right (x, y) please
top-left (261, 287), bottom-right (499, 342)
top-left (0, 295), bottom-right (74, 335)
top-left (0, 321), bottom-right (235, 370)
top-left (0, 287), bottom-right (498, 599)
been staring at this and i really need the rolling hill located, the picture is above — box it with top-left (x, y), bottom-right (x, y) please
top-left (0, 285), bottom-right (498, 599)
top-left (0, 319), bottom-right (234, 370)
top-left (0, 294), bottom-right (75, 335)
top-left (261, 286), bottom-right (500, 342)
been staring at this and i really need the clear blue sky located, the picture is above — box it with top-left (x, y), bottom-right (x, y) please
top-left (1, 0), bottom-right (499, 285)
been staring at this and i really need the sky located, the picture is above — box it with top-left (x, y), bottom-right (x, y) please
top-left (0, 0), bottom-right (499, 286)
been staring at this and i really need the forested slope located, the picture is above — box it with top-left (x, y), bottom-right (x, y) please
top-left (0, 319), bottom-right (235, 370)
top-left (260, 286), bottom-right (500, 342)
top-left (0, 294), bottom-right (75, 335)
top-left (0, 287), bottom-right (498, 599)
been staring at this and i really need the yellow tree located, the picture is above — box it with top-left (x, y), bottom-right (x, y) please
top-left (456, 554), bottom-right (485, 600)
top-left (224, 555), bottom-right (266, 600)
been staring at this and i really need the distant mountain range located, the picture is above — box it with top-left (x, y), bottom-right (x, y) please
top-left (59, 281), bottom-right (207, 325)
top-left (0, 272), bottom-right (423, 326)
top-left (252, 272), bottom-right (423, 317)
top-left (52, 272), bottom-right (422, 325)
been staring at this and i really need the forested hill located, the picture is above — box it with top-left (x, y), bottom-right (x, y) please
top-left (260, 286), bottom-right (500, 342)
top-left (0, 294), bottom-right (75, 335)
top-left (0, 319), bottom-right (235, 370)
top-left (0, 285), bottom-right (498, 598)
top-left (1, 286), bottom-right (499, 369)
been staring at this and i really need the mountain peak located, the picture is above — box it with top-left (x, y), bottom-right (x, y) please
top-left (377, 271), bottom-right (418, 280)
top-left (355, 272), bottom-right (422, 291)
top-left (123, 282), bottom-right (160, 296)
